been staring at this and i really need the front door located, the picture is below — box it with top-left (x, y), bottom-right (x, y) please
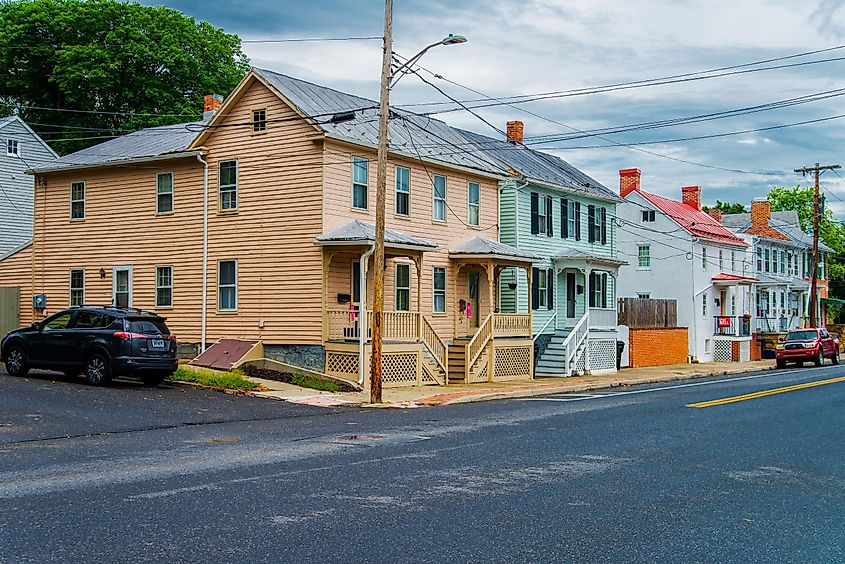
top-left (113, 266), bottom-right (132, 308)
top-left (468, 272), bottom-right (480, 330)
top-left (720, 290), bottom-right (727, 316)
top-left (566, 272), bottom-right (576, 324)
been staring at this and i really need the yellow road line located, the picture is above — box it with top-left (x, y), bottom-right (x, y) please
top-left (687, 375), bottom-right (845, 408)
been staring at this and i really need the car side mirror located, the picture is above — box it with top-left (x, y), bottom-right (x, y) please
top-left (31, 322), bottom-right (42, 331)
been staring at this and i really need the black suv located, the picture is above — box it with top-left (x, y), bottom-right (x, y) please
top-left (1, 306), bottom-right (178, 386)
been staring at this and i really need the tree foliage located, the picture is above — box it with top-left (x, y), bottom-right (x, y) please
top-left (703, 200), bottom-right (746, 214)
top-left (0, 0), bottom-right (250, 154)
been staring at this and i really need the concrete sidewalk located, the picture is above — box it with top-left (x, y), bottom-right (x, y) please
top-left (250, 360), bottom-right (776, 407)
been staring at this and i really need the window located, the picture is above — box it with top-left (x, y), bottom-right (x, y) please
top-left (156, 172), bottom-right (174, 214)
top-left (701, 247), bottom-right (707, 269)
top-left (764, 248), bottom-right (770, 272)
top-left (794, 254), bottom-right (799, 276)
top-left (641, 210), bottom-right (655, 222)
top-left (70, 181), bottom-right (85, 219)
top-left (352, 261), bottom-right (361, 304)
top-left (588, 205), bottom-right (605, 244)
top-left (44, 312), bottom-right (72, 331)
top-left (156, 266), bottom-right (173, 308)
top-left (75, 311), bottom-right (114, 329)
top-left (6, 139), bottom-right (19, 157)
top-left (433, 267), bottom-right (446, 313)
top-left (395, 263), bottom-right (410, 311)
top-left (218, 260), bottom-right (237, 311)
top-left (432, 175), bottom-right (446, 222)
top-left (70, 269), bottom-right (84, 306)
top-left (702, 293), bottom-right (707, 317)
top-left (561, 198), bottom-right (577, 238)
top-left (731, 251), bottom-right (736, 272)
top-left (731, 295), bottom-right (736, 315)
top-left (718, 249), bottom-right (724, 270)
top-left (772, 249), bottom-right (778, 274)
top-left (756, 247), bottom-right (762, 272)
top-left (252, 109), bottom-right (267, 132)
top-left (638, 293), bottom-right (650, 299)
top-left (113, 266), bottom-right (131, 308)
top-left (588, 272), bottom-right (608, 308)
top-left (219, 160), bottom-right (238, 211)
top-left (637, 245), bottom-right (651, 268)
top-left (787, 252), bottom-right (793, 276)
top-left (536, 269), bottom-right (548, 308)
top-left (531, 194), bottom-right (553, 236)
top-left (395, 166), bottom-right (410, 216)
top-left (780, 251), bottom-right (785, 275)
top-left (467, 181), bottom-right (480, 226)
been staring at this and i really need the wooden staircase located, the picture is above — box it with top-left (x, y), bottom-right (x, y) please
top-left (420, 350), bottom-right (446, 385)
top-left (447, 337), bottom-right (471, 384)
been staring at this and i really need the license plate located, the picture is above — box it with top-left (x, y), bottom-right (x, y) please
top-left (150, 339), bottom-right (166, 349)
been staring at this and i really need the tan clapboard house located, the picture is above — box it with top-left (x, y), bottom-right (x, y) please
top-left (18, 68), bottom-right (542, 388)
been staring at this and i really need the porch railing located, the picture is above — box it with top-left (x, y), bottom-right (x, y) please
top-left (493, 313), bottom-right (532, 338)
top-left (466, 313), bottom-right (493, 381)
top-left (561, 311), bottom-right (590, 375)
top-left (756, 316), bottom-right (788, 333)
top-left (326, 309), bottom-right (420, 341)
top-left (713, 315), bottom-right (751, 337)
top-left (421, 316), bottom-right (448, 373)
top-left (588, 307), bottom-right (617, 329)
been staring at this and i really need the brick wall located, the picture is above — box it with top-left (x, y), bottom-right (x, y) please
top-left (628, 327), bottom-right (689, 368)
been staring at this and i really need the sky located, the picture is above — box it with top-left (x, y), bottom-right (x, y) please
top-left (145, 0), bottom-right (845, 213)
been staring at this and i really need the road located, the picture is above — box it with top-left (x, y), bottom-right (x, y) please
top-left (1, 365), bottom-right (844, 563)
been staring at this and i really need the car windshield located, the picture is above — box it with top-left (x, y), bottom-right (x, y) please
top-left (127, 319), bottom-right (169, 336)
top-left (786, 330), bottom-right (818, 341)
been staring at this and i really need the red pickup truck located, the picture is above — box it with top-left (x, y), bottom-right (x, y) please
top-left (776, 328), bottom-right (840, 368)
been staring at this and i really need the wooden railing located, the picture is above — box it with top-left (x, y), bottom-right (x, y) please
top-left (421, 316), bottom-right (448, 373)
top-left (326, 308), bottom-right (365, 341)
top-left (493, 313), bottom-right (532, 338)
top-left (561, 311), bottom-right (589, 375)
top-left (466, 313), bottom-right (493, 381)
top-left (326, 309), bottom-right (420, 342)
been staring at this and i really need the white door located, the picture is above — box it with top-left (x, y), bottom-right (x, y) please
top-left (113, 266), bottom-right (132, 308)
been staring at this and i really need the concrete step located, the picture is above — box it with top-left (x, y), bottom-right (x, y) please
top-left (536, 360), bottom-right (566, 370)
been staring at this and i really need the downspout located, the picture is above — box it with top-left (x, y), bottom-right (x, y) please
top-left (197, 154), bottom-right (209, 353)
top-left (359, 244), bottom-right (375, 385)
top-left (690, 238), bottom-right (698, 362)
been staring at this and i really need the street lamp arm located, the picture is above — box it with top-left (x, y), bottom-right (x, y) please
top-left (390, 34), bottom-right (467, 88)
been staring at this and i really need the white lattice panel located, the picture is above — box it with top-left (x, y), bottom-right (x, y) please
top-left (326, 352), bottom-right (358, 377)
top-left (588, 339), bottom-right (617, 372)
top-left (740, 340), bottom-right (750, 362)
top-left (494, 346), bottom-right (532, 381)
top-left (713, 340), bottom-right (733, 362)
top-left (381, 353), bottom-right (418, 387)
top-left (468, 355), bottom-right (489, 383)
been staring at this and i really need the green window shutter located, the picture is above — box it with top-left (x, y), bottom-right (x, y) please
top-left (575, 202), bottom-right (581, 241)
top-left (587, 205), bottom-right (596, 243)
top-left (546, 196), bottom-right (553, 237)
top-left (531, 267), bottom-right (540, 310)
top-left (561, 199), bottom-right (568, 238)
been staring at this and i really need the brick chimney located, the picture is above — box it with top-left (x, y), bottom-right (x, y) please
top-left (706, 208), bottom-right (722, 223)
top-left (681, 186), bottom-right (701, 211)
top-left (506, 120), bottom-right (524, 144)
top-left (750, 197), bottom-right (770, 229)
top-left (619, 168), bottom-right (641, 198)
top-left (203, 94), bottom-right (223, 120)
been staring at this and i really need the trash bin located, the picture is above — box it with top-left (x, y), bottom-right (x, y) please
top-left (616, 340), bottom-right (625, 370)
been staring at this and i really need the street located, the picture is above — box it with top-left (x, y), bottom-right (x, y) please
top-left (1, 366), bottom-right (844, 563)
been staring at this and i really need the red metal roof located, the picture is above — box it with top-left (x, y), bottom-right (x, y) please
top-left (636, 191), bottom-right (748, 246)
top-left (712, 273), bottom-right (757, 282)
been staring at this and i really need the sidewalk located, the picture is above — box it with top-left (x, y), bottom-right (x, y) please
top-left (249, 359), bottom-right (776, 408)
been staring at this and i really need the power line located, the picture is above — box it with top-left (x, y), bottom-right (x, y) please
top-left (0, 36), bottom-right (383, 50)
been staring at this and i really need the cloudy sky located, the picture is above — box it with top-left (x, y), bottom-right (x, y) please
top-left (147, 0), bottom-right (845, 212)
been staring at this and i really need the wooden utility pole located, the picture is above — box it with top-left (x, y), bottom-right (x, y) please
top-left (371, 0), bottom-right (393, 403)
top-left (794, 162), bottom-right (840, 328)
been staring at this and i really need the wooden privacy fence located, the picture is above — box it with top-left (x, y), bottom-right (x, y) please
top-left (617, 298), bottom-right (678, 328)
top-left (0, 287), bottom-right (20, 337)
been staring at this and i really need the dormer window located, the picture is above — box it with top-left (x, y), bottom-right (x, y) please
top-left (6, 139), bottom-right (19, 157)
top-left (252, 109), bottom-right (267, 133)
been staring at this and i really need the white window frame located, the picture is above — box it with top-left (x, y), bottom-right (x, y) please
top-left (637, 293), bottom-right (650, 299)
top-left (641, 210), bottom-right (655, 222)
top-left (567, 200), bottom-right (577, 236)
top-left (432, 266), bottom-right (446, 313)
top-left (6, 139), bottom-right (19, 157)
top-left (112, 265), bottom-right (132, 308)
top-left (702, 293), bottom-right (707, 317)
top-left (69, 269), bottom-right (85, 307)
top-left (252, 108), bottom-right (267, 133)
top-left (352, 156), bottom-right (368, 210)
top-left (156, 265), bottom-right (173, 308)
top-left (70, 181), bottom-right (85, 220)
top-left (395, 165), bottom-right (410, 216)
top-left (219, 160), bottom-right (238, 211)
top-left (731, 295), bottom-right (736, 315)
top-left (395, 263), bottom-right (411, 311)
top-left (432, 174), bottom-right (447, 222)
top-left (718, 249), bottom-right (724, 270)
top-left (218, 260), bottom-right (238, 312)
top-left (701, 246), bottom-right (707, 270)
top-left (536, 269), bottom-right (548, 308)
top-left (731, 251), bottom-right (736, 273)
top-left (156, 172), bottom-right (174, 214)
top-left (467, 181), bottom-right (480, 226)
top-left (537, 195), bottom-right (547, 235)
top-left (637, 244), bottom-right (651, 269)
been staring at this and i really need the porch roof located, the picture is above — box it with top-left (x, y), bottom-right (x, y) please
top-left (315, 220), bottom-right (438, 252)
top-left (449, 236), bottom-right (542, 264)
top-left (712, 273), bottom-right (757, 285)
top-left (552, 249), bottom-right (628, 268)
top-left (754, 273), bottom-right (810, 290)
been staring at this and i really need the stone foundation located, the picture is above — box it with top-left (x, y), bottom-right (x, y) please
top-left (264, 344), bottom-right (326, 372)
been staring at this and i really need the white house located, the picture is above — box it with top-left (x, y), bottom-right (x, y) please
top-left (615, 168), bottom-right (752, 363)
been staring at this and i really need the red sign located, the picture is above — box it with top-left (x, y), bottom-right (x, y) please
top-left (717, 316), bottom-right (732, 328)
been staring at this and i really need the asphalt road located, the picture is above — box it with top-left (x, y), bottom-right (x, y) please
top-left (1, 365), bottom-right (844, 563)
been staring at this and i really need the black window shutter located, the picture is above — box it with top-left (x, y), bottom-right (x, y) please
top-left (531, 267), bottom-right (540, 310)
top-left (547, 268), bottom-right (554, 310)
top-left (588, 272), bottom-right (595, 308)
top-left (575, 202), bottom-right (581, 241)
top-left (546, 196), bottom-right (553, 237)
top-left (600, 207), bottom-right (607, 245)
top-left (530, 193), bottom-right (539, 234)
top-left (587, 205), bottom-right (596, 243)
top-left (601, 273), bottom-right (608, 308)
top-left (561, 199), bottom-right (568, 238)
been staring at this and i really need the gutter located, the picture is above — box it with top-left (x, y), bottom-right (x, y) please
top-left (359, 244), bottom-right (375, 386)
top-left (27, 150), bottom-right (203, 175)
top-left (197, 154), bottom-right (209, 353)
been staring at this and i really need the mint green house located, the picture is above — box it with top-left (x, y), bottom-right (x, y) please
top-left (462, 125), bottom-right (625, 375)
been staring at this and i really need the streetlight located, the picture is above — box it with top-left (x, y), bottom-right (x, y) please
top-left (370, 0), bottom-right (467, 403)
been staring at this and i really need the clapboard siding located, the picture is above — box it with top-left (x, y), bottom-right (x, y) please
top-left (0, 244), bottom-right (32, 326)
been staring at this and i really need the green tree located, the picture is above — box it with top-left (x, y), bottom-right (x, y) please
top-left (703, 200), bottom-right (746, 214)
top-left (0, 0), bottom-right (250, 154)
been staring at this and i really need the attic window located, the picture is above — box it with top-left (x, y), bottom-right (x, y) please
top-left (6, 139), bottom-right (19, 157)
top-left (252, 109), bottom-right (267, 133)
top-left (641, 210), bottom-right (655, 222)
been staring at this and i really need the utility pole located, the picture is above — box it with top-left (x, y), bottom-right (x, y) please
top-left (371, 0), bottom-right (393, 403)
top-left (794, 162), bottom-right (840, 328)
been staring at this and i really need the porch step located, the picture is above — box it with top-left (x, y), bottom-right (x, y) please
top-left (447, 341), bottom-right (468, 383)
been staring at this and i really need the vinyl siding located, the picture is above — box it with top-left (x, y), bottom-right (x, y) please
top-left (0, 244), bottom-right (33, 326)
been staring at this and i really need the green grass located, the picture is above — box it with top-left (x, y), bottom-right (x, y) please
top-left (169, 367), bottom-right (261, 391)
top-left (291, 371), bottom-right (344, 392)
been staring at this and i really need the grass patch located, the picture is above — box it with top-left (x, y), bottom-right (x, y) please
top-left (290, 372), bottom-right (344, 392)
top-left (169, 366), bottom-right (260, 391)
top-left (241, 364), bottom-right (353, 392)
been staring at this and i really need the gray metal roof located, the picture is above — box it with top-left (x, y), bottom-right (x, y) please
top-left (722, 211), bottom-right (833, 252)
top-left (315, 219), bottom-right (438, 250)
top-left (31, 121), bottom-right (203, 173)
top-left (254, 68), bottom-right (507, 175)
top-left (553, 249), bottom-right (628, 267)
top-left (459, 129), bottom-right (620, 201)
top-left (449, 236), bottom-right (541, 261)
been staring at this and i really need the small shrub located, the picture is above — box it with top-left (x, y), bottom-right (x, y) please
top-left (169, 366), bottom-right (260, 391)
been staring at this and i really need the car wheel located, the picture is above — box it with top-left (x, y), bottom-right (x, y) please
top-left (833, 349), bottom-right (841, 365)
top-left (815, 349), bottom-right (824, 367)
top-left (776, 359), bottom-right (786, 369)
top-left (84, 353), bottom-right (112, 386)
top-left (5, 344), bottom-right (29, 378)
top-left (140, 373), bottom-right (166, 387)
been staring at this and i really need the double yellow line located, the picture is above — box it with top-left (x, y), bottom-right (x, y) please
top-left (687, 375), bottom-right (845, 408)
